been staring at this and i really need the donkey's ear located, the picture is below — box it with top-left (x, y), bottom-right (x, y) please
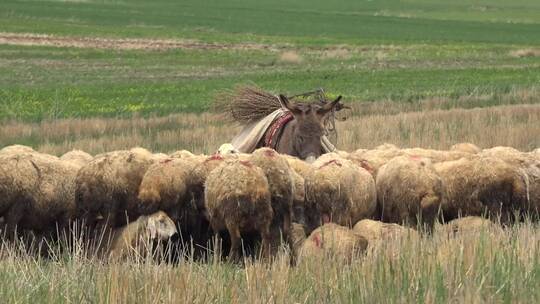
top-left (279, 94), bottom-right (301, 115)
top-left (318, 95), bottom-right (342, 115)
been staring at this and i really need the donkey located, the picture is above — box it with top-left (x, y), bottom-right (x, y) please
top-left (257, 94), bottom-right (343, 163)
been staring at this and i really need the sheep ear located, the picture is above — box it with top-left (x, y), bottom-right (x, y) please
top-left (146, 217), bottom-right (158, 239)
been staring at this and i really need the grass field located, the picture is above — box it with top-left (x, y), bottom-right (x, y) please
top-left (1, 1), bottom-right (540, 303)
top-left (1, 0), bottom-right (539, 121)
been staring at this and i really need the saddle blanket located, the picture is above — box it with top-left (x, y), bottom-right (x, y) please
top-left (231, 108), bottom-right (336, 154)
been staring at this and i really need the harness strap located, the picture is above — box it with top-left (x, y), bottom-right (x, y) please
top-left (264, 112), bottom-right (294, 150)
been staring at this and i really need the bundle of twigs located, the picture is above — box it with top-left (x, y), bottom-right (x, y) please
top-left (213, 85), bottom-right (282, 124)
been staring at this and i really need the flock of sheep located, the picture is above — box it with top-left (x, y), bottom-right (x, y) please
top-left (0, 143), bottom-right (539, 262)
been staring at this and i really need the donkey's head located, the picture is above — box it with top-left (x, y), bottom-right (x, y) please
top-left (279, 94), bottom-right (342, 163)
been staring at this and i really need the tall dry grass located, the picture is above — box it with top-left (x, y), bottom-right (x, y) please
top-left (1, 103), bottom-right (538, 155)
top-left (0, 221), bottom-right (539, 303)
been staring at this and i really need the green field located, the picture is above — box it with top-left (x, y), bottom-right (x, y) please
top-left (1, 0), bottom-right (540, 121)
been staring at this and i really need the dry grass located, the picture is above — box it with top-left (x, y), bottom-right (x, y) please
top-left (1, 103), bottom-right (538, 156)
top-left (509, 48), bottom-right (540, 58)
top-left (279, 51), bottom-right (303, 64)
top-left (0, 221), bottom-right (539, 303)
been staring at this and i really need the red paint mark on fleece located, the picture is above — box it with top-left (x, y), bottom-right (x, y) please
top-left (313, 233), bottom-right (322, 248)
top-left (160, 158), bottom-right (173, 164)
top-left (263, 149), bottom-right (276, 157)
top-left (205, 154), bottom-right (224, 162)
top-left (359, 160), bottom-right (374, 173)
top-left (239, 160), bottom-right (253, 168)
top-left (318, 159), bottom-right (342, 169)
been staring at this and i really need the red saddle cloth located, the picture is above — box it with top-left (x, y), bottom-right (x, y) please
top-left (264, 112), bottom-right (294, 150)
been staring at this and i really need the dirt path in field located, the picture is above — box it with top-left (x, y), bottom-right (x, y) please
top-left (0, 32), bottom-right (276, 51)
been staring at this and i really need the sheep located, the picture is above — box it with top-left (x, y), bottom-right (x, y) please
top-left (376, 155), bottom-right (443, 229)
top-left (450, 143), bottom-right (481, 154)
top-left (204, 159), bottom-right (273, 260)
top-left (0, 153), bottom-right (41, 237)
top-left (169, 150), bottom-right (196, 159)
top-left (289, 169), bottom-right (306, 224)
top-left (138, 158), bottom-right (196, 219)
top-left (250, 148), bottom-right (294, 248)
top-left (353, 219), bottom-right (419, 245)
top-left (291, 223), bottom-right (367, 263)
top-left (60, 150), bottom-right (93, 167)
top-left (347, 147), bottom-right (402, 178)
top-left (305, 155), bottom-right (377, 232)
top-left (401, 148), bottom-right (471, 163)
top-left (0, 144), bottom-right (36, 155)
top-left (217, 143), bottom-right (239, 155)
top-left (75, 147), bottom-right (155, 230)
top-left (0, 153), bottom-right (80, 238)
top-left (436, 216), bottom-right (503, 267)
top-left (433, 156), bottom-right (528, 223)
top-left (352, 219), bottom-right (419, 259)
top-left (437, 216), bottom-right (499, 237)
top-left (105, 211), bottom-right (178, 260)
top-left (478, 147), bottom-right (540, 217)
top-left (283, 155), bottom-right (311, 179)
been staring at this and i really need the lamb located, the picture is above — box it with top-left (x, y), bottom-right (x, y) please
top-left (250, 148), bottom-right (294, 247)
top-left (204, 159), bottom-right (273, 260)
top-left (434, 156), bottom-right (528, 223)
top-left (305, 155), bottom-right (377, 232)
top-left (450, 143), bottom-right (481, 154)
top-left (376, 155), bottom-right (443, 229)
top-left (0, 153), bottom-right (81, 238)
top-left (352, 219), bottom-right (419, 258)
top-left (104, 211), bottom-right (178, 260)
top-left (353, 219), bottom-right (419, 245)
top-left (60, 150), bottom-right (93, 167)
top-left (75, 147), bottom-right (156, 230)
top-left (290, 223), bottom-right (368, 263)
top-left (437, 216), bottom-right (499, 237)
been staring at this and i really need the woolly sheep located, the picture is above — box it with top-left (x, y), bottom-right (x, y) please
top-left (450, 143), bottom-right (481, 154)
top-left (437, 216), bottom-right (498, 237)
top-left (169, 150), bottom-right (196, 159)
top-left (0, 144), bottom-right (35, 155)
top-left (353, 219), bottom-right (419, 259)
top-left (401, 148), bottom-right (471, 163)
top-left (292, 223), bottom-right (367, 263)
top-left (75, 147), bottom-right (155, 230)
top-left (204, 160), bottom-right (273, 260)
top-left (0, 153), bottom-right (80, 237)
top-left (60, 150), bottom-right (93, 167)
top-left (434, 156), bottom-right (527, 222)
top-left (250, 148), bottom-right (294, 247)
top-left (353, 219), bottom-right (419, 245)
top-left (138, 158), bottom-right (196, 219)
top-left (347, 148), bottom-right (402, 178)
top-left (478, 147), bottom-right (540, 216)
top-left (283, 155), bottom-right (311, 179)
top-left (305, 156), bottom-right (377, 232)
top-left (105, 211), bottom-right (178, 260)
top-left (376, 155), bottom-right (443, 229)
top-left (290, 169), bottom-right (306, 225)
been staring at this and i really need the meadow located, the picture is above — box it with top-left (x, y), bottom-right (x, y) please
top-left (1, 0), bottom-right (540, 303)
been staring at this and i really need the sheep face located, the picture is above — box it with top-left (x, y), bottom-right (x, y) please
top-left (146, 211), bottom-right (178, 241)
